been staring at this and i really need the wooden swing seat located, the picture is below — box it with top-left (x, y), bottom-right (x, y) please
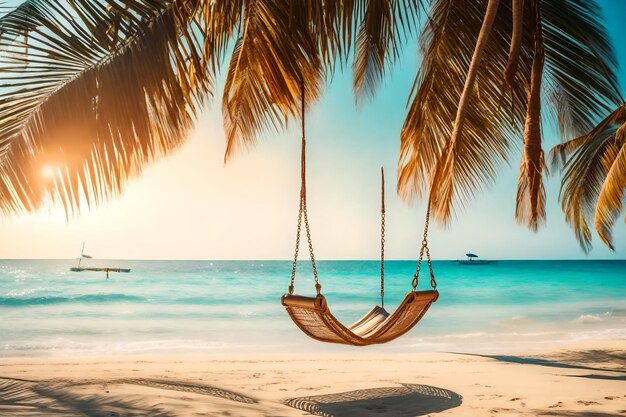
top-left (282, 290), bottom-right (438, 346)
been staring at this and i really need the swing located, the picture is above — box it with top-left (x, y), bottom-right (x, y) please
top-left (281, 85), bottom-right (439, 346)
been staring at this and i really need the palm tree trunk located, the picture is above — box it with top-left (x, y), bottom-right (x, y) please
top-left (504, 0), bottom-right (524, 84)
top-left (516, 0), bottom-right (545, 230)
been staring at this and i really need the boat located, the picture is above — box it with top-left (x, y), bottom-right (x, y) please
top-left (69, 242), bottom-right (131, 278)
top-left (457, 252), bottom-right (494, 265)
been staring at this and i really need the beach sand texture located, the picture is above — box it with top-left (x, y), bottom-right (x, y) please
top-left (1, 343), bottom-right (624, 417)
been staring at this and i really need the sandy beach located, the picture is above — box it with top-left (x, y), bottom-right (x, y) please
top-left (1, 340), bottom-right (624, 416)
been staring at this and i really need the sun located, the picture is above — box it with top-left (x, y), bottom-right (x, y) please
top-left (41, 165), bottom-right (56, 180)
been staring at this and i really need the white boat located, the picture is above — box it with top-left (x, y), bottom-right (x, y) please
top-left (457, 252), bottom-right (494, 265)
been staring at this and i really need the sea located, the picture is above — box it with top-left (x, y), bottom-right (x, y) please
top-left (0, 259), bottom-right (624, 358)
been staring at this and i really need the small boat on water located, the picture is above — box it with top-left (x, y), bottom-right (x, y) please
top-left (69, 242), bottom-right (131, 278)
top-left (457, 252), bottom-right (494, 265)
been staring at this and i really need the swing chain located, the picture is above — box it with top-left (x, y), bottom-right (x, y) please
top-left (412, 206), bottom-right (437, 290)
top-left (380, 168), bottom-right (385, 307)
top-left (304, 204), bottom-right (321, 294)
top-left (289, 198), bottom-right (320, 295)
top-left (289, 82), bottom-right (321, 296)
top-left (289, 199), bottom-right (303, 294)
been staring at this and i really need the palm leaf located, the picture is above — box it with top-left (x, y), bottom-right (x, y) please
top-left (0, 0), bottom-right (217, 215)
top-left (428, 0), bottom-right (503, 222)
top-left (220, 0), bottom-right (425, 158)
top-left (398, 0), bottom-right (620, 230)
top-left (555, 104), bottom-right (626, 251)
top-left (222, 0), bottom-right (324, 161)
top-left (398, 0), bottom-right (530, 220)
top-left (595, 130), bottom-right (626, 249)
top-left (352, 0), bottom-right (420, 102)
top-left (542, 0), bottom-right (622, 140)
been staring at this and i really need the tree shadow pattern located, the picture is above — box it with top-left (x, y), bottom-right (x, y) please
top-left (0, 377), bottom-right (172, 416)
top-left (0, 376), bottom-right (258, 416)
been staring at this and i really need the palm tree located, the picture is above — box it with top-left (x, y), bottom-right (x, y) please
top-left (397, 0), bottom-right (623, 250)
top-left (0, 0), bottom-right (622, 250)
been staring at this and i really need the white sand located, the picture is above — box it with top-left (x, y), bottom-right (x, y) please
top-left (1, 340), bottom-right (624, 416)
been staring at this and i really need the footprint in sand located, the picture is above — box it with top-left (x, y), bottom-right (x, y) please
top-left (295, 385), bottom-right (331, 392)
top-left (490, 407), bottom-right (514, 414)
top-left (577, 400), bottom-right (600, 406)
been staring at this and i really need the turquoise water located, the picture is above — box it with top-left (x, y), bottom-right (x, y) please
top-left (0, 259), bottom-right (624, 357)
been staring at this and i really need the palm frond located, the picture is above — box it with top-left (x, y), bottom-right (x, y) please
top-left (557, 104), bottom-right (626, 251)
top-left (398, 0), bottom-right (620, 230)
top-left (352, 0), bottom-right (420, 102)
top-left (428, 0), bottom-right (502, 222)
top-left (0, 0), bottom-right (217, 215)
top-left (222, 0), bottom-right (324, 161)
top-left (398, 0), bottom-right (530, 221)
top-left (541, 0), bottom-right (622, 244)
top-left (594, 129), bottom-right (626, 249)
top-left (550, 103), bottom-right (626, 168)
top-left (542, 0), bottom-right (622, 140)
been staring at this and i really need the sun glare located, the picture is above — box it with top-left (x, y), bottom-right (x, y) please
top-left (41, 165), bottom-right (56, 180)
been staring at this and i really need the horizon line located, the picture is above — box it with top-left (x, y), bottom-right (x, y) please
top-left (0, 258), bottom-right (624, 262)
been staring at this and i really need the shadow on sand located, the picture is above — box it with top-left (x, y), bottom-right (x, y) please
top-left (0, 377), bottom-right (173, 416)
top-left (457, 351), bottom-right (626, 377)
top-left (571, 374), bottom-right (626, 382)
top-left (537, 412), bottom-right (625, 417)
top-left (0, 376), bottom-right (258, 416)
top-left (72, 377), bottom-right (258, 404)
top-left (284, 383), bottom-right (462, 417)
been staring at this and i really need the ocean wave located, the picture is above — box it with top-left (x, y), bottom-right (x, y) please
top-left (0, 293), bottom-right (145, 306)
top-left (5, 288), bottom-right (40, 297)
top-left (498, 315), bottom-right (530, 326)
top-left (573, 313), bottom-right (609, 324)
top-left (1, 338), bottom-right (243, 357)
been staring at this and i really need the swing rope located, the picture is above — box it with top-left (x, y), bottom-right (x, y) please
top-left (289, 82), bottom-right (320, 296)
top-left (289, 81), bottom-right (437, 298)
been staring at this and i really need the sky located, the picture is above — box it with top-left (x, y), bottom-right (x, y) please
top-left (1, 1), bottom-right (625, 260)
